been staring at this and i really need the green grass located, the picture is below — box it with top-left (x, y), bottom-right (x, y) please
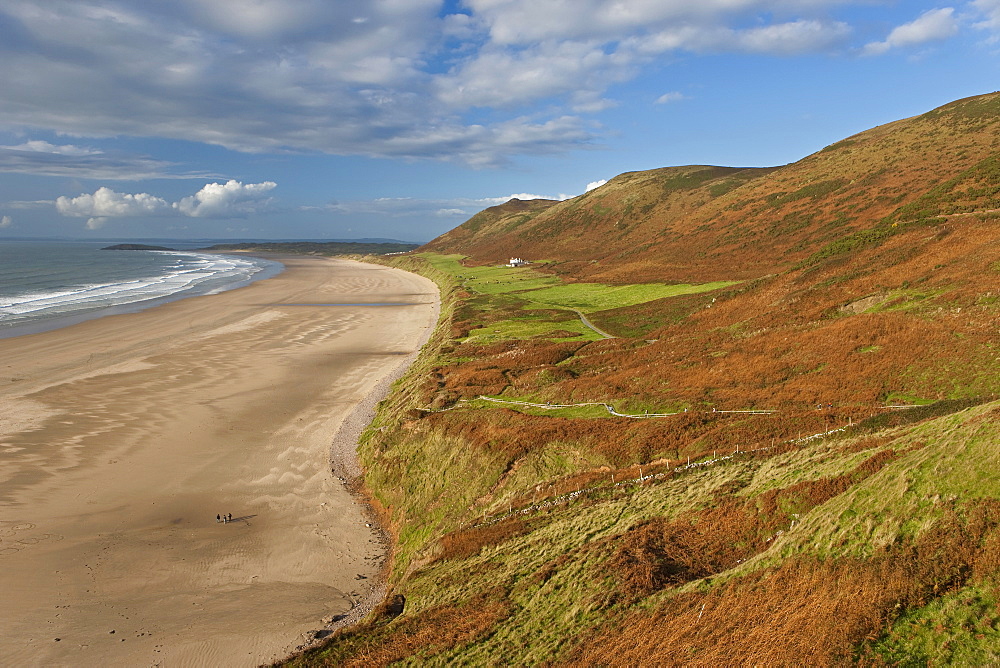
top-left (862, 582), bottom-right (1000, 665)
top-left (347, 426), bottom-right (900, 664)
top-left (773, 401), bottom-right (1000, 560)
top-left (462, 317), bottom-right (600, 342)
top-left (518, 281), bottom-right (739, 314)
top-left (419, 253), bottom-right (735, 312)
top-left (864, 287), bottom-right (947, 313)
top-left (420, 252), bottom-right (737, 343)
top-left (299, 337), bottom-right (1000, 665)
top-left (419, 253), bottom-right (562, 295)
top-left (363, 428), bottom-right (509, 579)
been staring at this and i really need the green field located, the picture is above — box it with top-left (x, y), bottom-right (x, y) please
top-left (519, 280), bottom-right (739, 313)
top-left (419, 252), bottom-right (737, 341)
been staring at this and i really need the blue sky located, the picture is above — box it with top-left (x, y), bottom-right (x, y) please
top-left (0, 0), bottom-right (998, 242)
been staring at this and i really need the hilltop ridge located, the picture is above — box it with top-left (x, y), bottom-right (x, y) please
top-left (424, 91), bottom-right (1000, 284)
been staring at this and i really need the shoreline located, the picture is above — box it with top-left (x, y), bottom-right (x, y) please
top-left (0, 250), bottom-right (284, 341)
top-left (0, 256), bottom-right (439, 666)
top-left (295, 279), bottom-right (442, 651)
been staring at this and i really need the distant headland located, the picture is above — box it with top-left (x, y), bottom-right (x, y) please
top-left (196, 241), bottom-right (419, 255)
top-left (101, 243), bottom-right (176, 251)
top-left (99, 241), bottom-right (420, 255)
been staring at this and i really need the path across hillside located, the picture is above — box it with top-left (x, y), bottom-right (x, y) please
top-left (571, 308), bottom-right (615, 338)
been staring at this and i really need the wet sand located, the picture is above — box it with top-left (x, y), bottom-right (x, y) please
top-left (0, 256), bottom-right (438, 666)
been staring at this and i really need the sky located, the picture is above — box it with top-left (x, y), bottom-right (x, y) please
top-left (0, 1), bottom-right (998, 243)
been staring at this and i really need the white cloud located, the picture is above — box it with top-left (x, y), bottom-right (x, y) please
top-left (53, 180), bottom-right (277, 223)
top-left (586, 179), bottom-right (608, 191)
top-left (1, 140), bottom-right (100, 156)
top-left (627, 18), bottom-right (851, 56)
top-left (655, 92), bottom-right (686, 105)
top-left (434, 40), bottom-right (633, 110)
top-left (973, 0), bottom-right (1000, 33)
top-left (5, 200), bottom-right (53, 210)
top-left (374, 115), bottom-right (595, 168)
top-left (14, 0), bottom-right (996, 178)
top-left (863, 8), bottom-right (959, 56)
top-left (0, 0), bottom-right (875, 166)
top-left (465, 0), bottom-right (853, 51)
top-left (174, 180), bottom-right (277, 217)
top-left (56, 187), bottom-right (170, 218)
top-left (0, 139), bottom-right (210, 180)
top-left (729, 19), bottom-right (852, 54)
top-left (0, 215), bottom-right (12, 228)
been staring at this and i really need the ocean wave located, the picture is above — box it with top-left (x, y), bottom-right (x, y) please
top-left (0, 252), bottom-right (280, 327)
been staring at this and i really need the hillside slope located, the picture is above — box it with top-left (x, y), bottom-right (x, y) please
top-left (283, 92), bottom-right (1000, 666)
top-left (425, 92), bottom-right (1000, 284)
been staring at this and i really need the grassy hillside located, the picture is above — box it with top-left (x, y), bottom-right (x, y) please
top-left (423, 92), bottom-right (1000, 284)
top-left (281, 92), bottom-right (1000, 665)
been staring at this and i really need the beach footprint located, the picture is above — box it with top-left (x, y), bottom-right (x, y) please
top-left (0, 522), bottom-right (63, 557)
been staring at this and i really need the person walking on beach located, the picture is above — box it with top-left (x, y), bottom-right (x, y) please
top-left (217, 514), bottom-right (221, 523)
top-left (227, 513), bottom-right (232, 522)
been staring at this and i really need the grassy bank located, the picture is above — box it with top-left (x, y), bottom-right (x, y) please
top-left (281, 252), bottom-right (1000, 666)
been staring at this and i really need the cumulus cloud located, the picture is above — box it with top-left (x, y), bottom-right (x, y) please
top-left (586, 179), bottom-right (608, 191)
top-left (0, 215), bottom-right (12, 228)
top-left (56, 187), bottom-right (170, 218)
top-left (54, 180), bottom-right (277, 223)
top-left (0, 0), bottom-right (887, 166)
top-left (863, 8), bottom-right (959, 55)
top-left (174, 180), bottom-right (277, 217)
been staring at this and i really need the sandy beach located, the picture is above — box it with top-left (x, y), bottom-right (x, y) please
top-left (0, 256), bottom-right (439, 667)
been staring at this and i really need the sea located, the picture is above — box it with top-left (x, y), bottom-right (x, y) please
top-left (0, 240), bottom-right (283, 338)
